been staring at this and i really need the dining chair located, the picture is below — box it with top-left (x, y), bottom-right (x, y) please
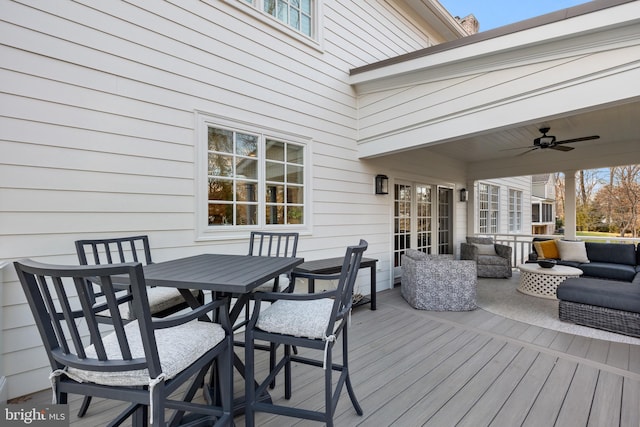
top-left (14, 259), bottom-right (233, 427)
top-left (248, 231), bottom-right (300, 292)
top-left (236, 231), bottom-right (300, 388)
top-left (244, 239), bottom-right (367, 427)
top-left (74, 235), bottom-right (203, 417)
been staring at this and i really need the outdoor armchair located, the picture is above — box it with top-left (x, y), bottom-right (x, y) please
top-left (401, 249), bottom-right (477, 311)
top-left (460, 236), bottom-right (513, 278)
top-left (14, 259), bottom-right (233, 427)
top-left (74, 235), bottom-right (203, 417)
top-left (244, 240), bottom-right (367, 427)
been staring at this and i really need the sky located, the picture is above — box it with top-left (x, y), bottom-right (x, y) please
top-left (438, 0), bottom-right (591, 32)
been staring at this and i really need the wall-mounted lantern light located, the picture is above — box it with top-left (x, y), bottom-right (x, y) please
top-left (459, 188), bottom-right (469, 202)
top-left (375, 174), bottom-right (389, 195)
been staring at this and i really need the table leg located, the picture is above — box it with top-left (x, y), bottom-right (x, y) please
top-left (370, 264), bottom-right (376, 310)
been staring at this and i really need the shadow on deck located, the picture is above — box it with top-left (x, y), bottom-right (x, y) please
top-left (19, 286), bottom-right (640, 426)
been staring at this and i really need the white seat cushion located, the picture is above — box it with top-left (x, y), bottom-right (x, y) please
top-left (252, 275), bottom-right (290, 293)
top-left (67, 319), bottom-right (225, 386)
top-left (98, 288), bottom-right (199, 320)
top-left (256, 298), bottom-right (335, 339)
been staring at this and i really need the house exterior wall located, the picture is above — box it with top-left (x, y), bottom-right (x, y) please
top-left (0, 0), bottom-right (466, 399)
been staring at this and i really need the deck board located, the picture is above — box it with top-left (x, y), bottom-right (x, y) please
top-left (16, 286), bottom-right (640, 426)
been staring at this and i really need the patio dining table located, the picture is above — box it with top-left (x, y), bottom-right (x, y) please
top-left (115, 253), bottom-right (304, 416)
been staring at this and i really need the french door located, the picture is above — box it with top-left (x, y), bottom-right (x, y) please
top-left (393, 182), bottom-right (453, 281)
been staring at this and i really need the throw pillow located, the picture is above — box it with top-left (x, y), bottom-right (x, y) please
top-left (533, 240), bottom-right (560, 259)
top-left (474, 243), bottom-right (497, 256)
top-left (556, 240), bottom-right (590, 263)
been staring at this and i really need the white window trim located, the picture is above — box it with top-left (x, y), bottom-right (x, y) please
top-left (195, 111), bottom-right (312, 241)
top-left (218, 0), bottom-right (325, 52)
top-left (478, 183), bottom-right (500, 234)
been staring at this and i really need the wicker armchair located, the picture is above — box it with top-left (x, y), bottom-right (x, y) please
top-left (401, 249), bottom-right (477, 311)
top-left (461, 236), bottom-right (512, 278)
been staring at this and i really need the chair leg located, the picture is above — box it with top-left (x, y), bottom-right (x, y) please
top-left (342, 326), bottom-right (363, 415)
top-left (245, 328), bottom-right (256, 427)
top-left (77, 395), bottom-right (91, 417)
top-left (284, 344), bottom-right (292, 399)
top-left (325, 346), bottom-right (334, 427)
top-left (269, 342), bottom-right (277, 389)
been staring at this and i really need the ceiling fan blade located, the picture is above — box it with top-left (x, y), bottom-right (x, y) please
top-left (500, 145), bottom-right (536, 151)
top-left (551, 145), bottom-right (574, 152)
top-left (554, 135), bottom-right (600, 145)
top-left (516, 147), bottom-right (538, 156)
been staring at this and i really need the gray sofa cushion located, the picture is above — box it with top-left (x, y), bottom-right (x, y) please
top-left (585, 242), bottom-right (636, 265)
top-left (466, 236), bottom-right (494, 245)
top-left (557, 277), bottom-right (640, 314)
top-left (556, 260), bottom-right (582, 268)
top-left (579, 262), bottom-right (637, 282)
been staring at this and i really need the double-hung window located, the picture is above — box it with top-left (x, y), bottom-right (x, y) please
top-left (197, 115), bottom-right (307, 238)
top-left (242, 0), bottom-right (314, 37)
top-left (478, 183), bottom-right (499, 234)
top-left (509, 189), bottom-right (522, 233)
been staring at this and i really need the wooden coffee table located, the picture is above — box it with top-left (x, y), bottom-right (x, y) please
top-left (517, 263), bottom-right (583, 299)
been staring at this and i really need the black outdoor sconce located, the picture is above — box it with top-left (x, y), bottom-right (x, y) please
top-left (459, 188), bottom-right (469, 202)
top-left (375, 174), bottom-right (389, 195)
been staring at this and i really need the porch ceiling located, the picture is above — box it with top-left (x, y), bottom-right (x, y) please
top-left (425, 100), bottom-right (640, 179)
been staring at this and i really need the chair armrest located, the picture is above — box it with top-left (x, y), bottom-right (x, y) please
top-left (290, 271), bottom-right (342, 282)
top-left (528, 251), bottom-right (539, 261)
top-left (495, 244), bottom-right (512, 260)
top-left (460, 243), bottom-right (478, 260)
top-left (151, 297), bottom-right (231, 331)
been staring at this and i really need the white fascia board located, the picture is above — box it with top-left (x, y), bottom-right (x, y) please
top-left (350, 1), bottom-right (640, 88)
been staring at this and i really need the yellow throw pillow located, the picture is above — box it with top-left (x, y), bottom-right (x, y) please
top-left (533, 240), bottom-right (559, 259)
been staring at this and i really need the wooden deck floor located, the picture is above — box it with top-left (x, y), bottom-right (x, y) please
top-left (22, 286), bottom-right (640, 426)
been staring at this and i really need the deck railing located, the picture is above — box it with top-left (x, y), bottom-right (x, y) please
top-left (476, 234), bottom-right (640, 268)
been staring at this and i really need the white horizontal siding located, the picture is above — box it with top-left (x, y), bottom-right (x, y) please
top-left (0, 0), bottom-right (444, 399)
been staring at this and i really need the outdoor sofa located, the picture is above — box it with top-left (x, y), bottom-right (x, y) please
top-left (529, 238), bottom-right (640, 337)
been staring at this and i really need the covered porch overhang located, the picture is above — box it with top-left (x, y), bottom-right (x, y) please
top-left (350, 0), bottom-right (640, 240)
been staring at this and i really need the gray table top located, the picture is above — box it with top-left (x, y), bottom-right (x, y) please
top-left (140, 253), bottom-right (304, 294)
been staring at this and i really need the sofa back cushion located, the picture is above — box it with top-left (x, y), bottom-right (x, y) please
top-left (466, 236), bottom-right (493, 245)
top-left (585, 242), bottom-right (637, 265)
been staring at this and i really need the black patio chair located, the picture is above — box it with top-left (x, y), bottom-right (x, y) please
top-left (244, 239), bottom-right (367, 427)
top-left (14, 259), bottom-right (232, 427)
top-left (234, 231), bottom-right (300, 388)
top-left (74, 235), bottom-right (203, 417)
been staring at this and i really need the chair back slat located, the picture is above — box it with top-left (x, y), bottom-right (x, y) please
top-left (248, 232), bottom-right (299, 258)
top-left (36, 274), bottom-right (72, 356)
top-left (76, 236), bottom-right (153, 266)
top-left (14, 260), bottom-right (159, 373)
top-left (333, 240), bottom-right (367, 321)
top-left (75, 236), bottom-right (153, 306)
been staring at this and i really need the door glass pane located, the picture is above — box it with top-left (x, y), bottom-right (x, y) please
top-left (416, 185), bottom-right (431, 253)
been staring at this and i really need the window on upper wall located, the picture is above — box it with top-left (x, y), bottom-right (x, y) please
top-left (196, 115), bottom-right (308, 238)
top-left (243, 0), bottom-right (313, 37)
top-left (509, 189), bottom-right (522, 233)
top-left (478, 183), bottom-right (499, 234)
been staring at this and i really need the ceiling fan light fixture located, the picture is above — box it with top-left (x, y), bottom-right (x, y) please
top-left (533, 135), bottom-right (556, 146)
